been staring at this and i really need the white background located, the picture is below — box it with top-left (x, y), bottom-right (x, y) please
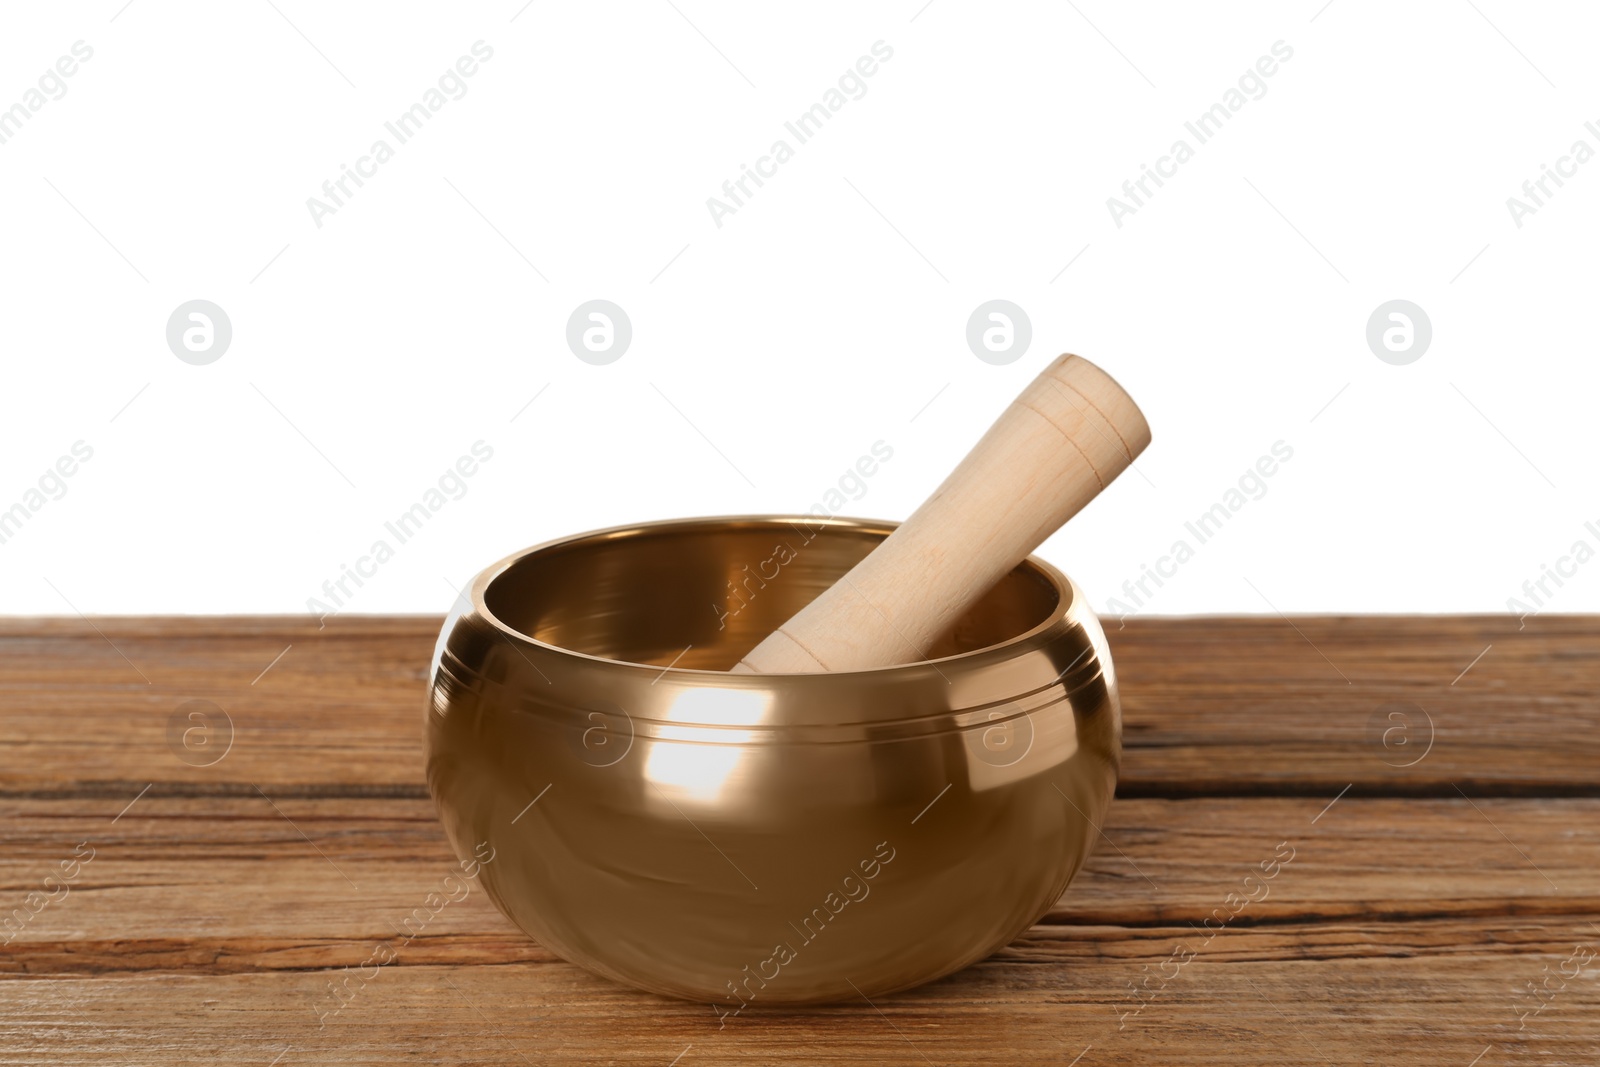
top-left (2, 0), bottom-right (1597, 620)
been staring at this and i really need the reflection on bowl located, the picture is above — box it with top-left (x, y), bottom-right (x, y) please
top-left (425, 515), bottom-right (1120, 1007)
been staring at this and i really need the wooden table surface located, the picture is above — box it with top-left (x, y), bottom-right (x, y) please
top-left (2, 615), bottom-right (1596, 1065)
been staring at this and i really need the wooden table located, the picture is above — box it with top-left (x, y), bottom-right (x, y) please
top-left (2, 615), bottom-right (1596, 1065)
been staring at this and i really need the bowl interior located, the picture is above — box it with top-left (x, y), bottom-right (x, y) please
top-left (482, 516), bottom-right (1062, 671)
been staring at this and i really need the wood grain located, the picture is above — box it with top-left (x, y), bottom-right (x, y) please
top-left (1109, 614), bottom-right (1600, 795)
top-left (2, 614), bottom-right (1591, 793)
top-left (2, 616), bottom-right (1597, 1065)
top-left (0, 797), bottom-right (1593, 967)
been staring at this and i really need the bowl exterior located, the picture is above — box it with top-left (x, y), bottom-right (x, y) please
top-left (425, 516), bottom-right (1120, 1008)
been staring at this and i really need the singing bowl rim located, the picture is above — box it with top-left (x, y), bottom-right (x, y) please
top-left (464, 512), bottom-right (1082, 682)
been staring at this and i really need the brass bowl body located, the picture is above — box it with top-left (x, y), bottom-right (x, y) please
top-left (425, 515), bottom-right (1120, 1007)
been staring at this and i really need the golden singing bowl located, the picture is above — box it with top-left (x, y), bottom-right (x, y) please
top-left (425, 515), bottom-right (1120, 1007)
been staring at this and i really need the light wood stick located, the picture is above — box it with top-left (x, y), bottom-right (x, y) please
top-left (733, 354), bottom-right (1150, 673)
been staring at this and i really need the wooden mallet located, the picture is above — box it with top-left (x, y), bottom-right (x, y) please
top-left (733, 354), bottom-right (1151, 673)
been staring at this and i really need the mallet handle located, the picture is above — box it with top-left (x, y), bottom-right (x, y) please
top-left (734, 354), bottom-right (1151, 673)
